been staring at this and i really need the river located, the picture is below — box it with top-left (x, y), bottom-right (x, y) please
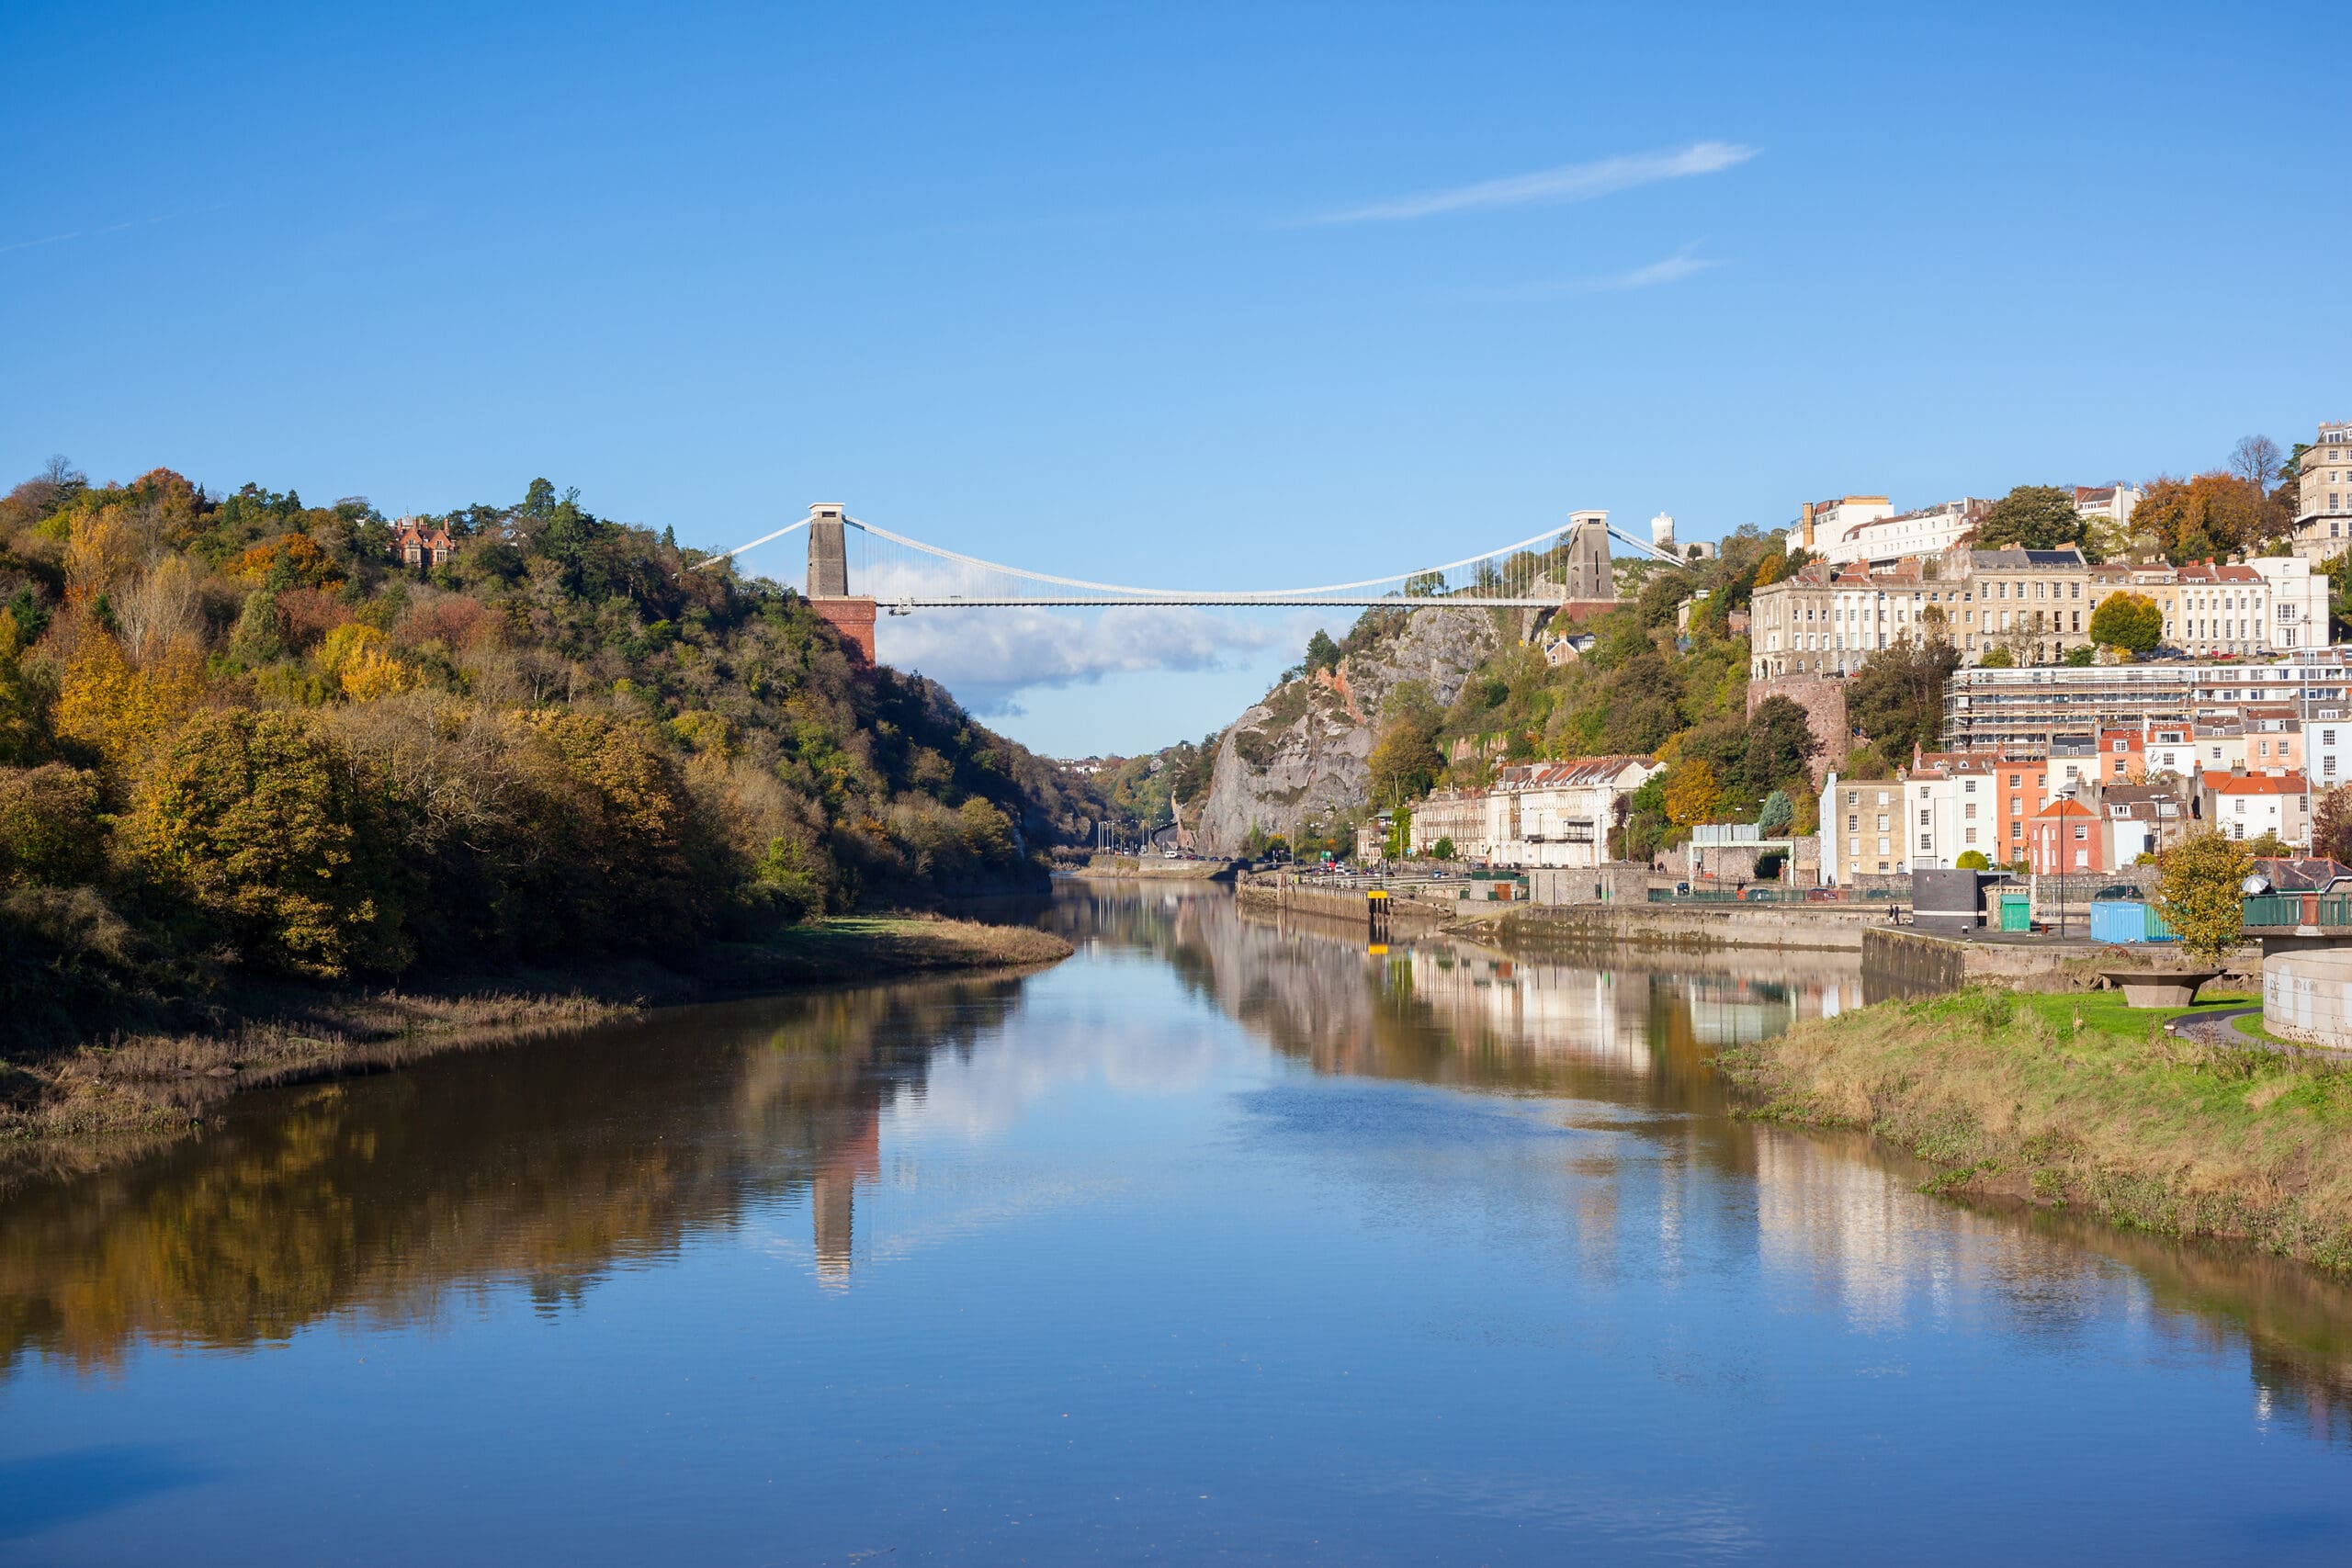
top-left (5, 883), bottom-right (2352, 1563)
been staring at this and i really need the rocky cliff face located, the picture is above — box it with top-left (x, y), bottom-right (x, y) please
top-left (1195, 609), bottom-right (1501, 853)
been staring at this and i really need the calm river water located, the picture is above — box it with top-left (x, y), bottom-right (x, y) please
top-left (6, 883), bottom-right (2352, 1563)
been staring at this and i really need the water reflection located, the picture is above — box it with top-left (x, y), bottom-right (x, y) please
top-left (4, 881), bottom-right (2352, 1490)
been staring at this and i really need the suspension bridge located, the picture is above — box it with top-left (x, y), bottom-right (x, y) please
top-left (702, 503), bottom-right (1686, 614)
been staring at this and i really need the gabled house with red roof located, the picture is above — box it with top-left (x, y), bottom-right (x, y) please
top-left (2030, 793), bottom-right (2103, 875)
top-left (390, 516), bottom-right (458, 568)
top-left (2200, 769), bottom-right (2312, 850)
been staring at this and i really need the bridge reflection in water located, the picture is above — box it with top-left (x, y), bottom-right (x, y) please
top-left (2, 882), bottom-right (2351, 1469)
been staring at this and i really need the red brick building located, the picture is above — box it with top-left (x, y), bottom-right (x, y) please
top-left (390, 517), bottom-right (458, 568)
top-left (2030, 794), bottom-right (2101, 875)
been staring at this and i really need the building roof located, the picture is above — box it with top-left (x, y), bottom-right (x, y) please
top-left (2032, 795), bottom-right (2097, 819)
top-left (1967, 547), bottom-right (2090, 569)
top-left (2251, 857), bottom-right (2352, 892)
top-left (1493, 756), bottom-right (1657, 789)
top-left (2207, 771), bottom-right (2309, 795)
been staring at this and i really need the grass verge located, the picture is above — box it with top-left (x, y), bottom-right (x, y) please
top-left (1717, 986), bottom-right (2352, 1274)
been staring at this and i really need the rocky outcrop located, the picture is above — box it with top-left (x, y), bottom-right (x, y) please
top-left (1196, 609), bottom-right (1501, 853)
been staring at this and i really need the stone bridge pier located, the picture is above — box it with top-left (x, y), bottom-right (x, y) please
top-left (807, 502), bottom-right (876, 662)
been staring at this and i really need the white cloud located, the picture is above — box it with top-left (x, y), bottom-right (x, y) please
top-left (1300, 141), bottom-right (1757, 225)
top-left (876, 604), bottom-right (1297, 715)
top-left (1472, 248), bottom-right (1719, 300)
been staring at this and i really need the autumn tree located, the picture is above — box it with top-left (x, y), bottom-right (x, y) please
top-left (0, 764), bottom-right (104, 886)
top-left (1976, 485), bottom-right (2092, 557)
top-left (1368, 682), bottom-right (1444, 805)
top-left (136, 710), bottom-right (413, 977)
top-left (51, 620), bottom-right (205, 774)
top-left (2316, 785), bottom-right (2352, 866)
top-left (1664, 758), bottom-right (1724, 827)
top-left (2088, 591), bottom-right (2164, 656)
top-left (2152, 829), bottom-right (2254, 967)
top-left (2132, 472), bottom-right (2291, 563)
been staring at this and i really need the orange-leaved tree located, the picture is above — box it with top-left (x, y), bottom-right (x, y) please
top-left (1664, 758), bottom-right (1724, 827)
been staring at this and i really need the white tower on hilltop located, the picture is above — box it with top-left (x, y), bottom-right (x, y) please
top-left (1650, 513), bottom-right (1677, 555)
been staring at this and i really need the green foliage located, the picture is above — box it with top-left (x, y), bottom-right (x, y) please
top-left (1977, 485), bottom-right (2096, 558)
top-left (1980, 645), bottom-right (2016, 668)
top-left (1848, 637), bottom-right (1961, 761)
top-left (2089, 591), bottom-right (2164, 655)
top-left (1955, 849), bottom-right (1991, 870)
top-left (1743, 696), bottom-right (1820, 806)
top-left (2063, 644), bottom-right (2096, 666)
top-left (1431, 835), bottom-right (1456, 860)
top-left (2153, 829), bottom-right (2254, 966)
top-left (1304, 628), bottom-right (1341, 675)
top-left (1758, 789), bottom-right (1793, 835)
top-left (0, 764), bottom-right (104, 886)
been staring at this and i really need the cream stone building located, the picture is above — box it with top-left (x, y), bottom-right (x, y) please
top-left (2291, 421), bottom-right (2352, 563)
top-left (1481, 756), bottom-right (1662, 868)
top-left (1408, 788), bottom-right (1492, 861)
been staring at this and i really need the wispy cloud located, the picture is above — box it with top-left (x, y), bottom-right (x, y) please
top-left (0, 209), bottom-right (215, 257)
top-left (1470, 248), bottom-right (1720, 301)
top-left (1299, 141), bottom-right (1757, 225)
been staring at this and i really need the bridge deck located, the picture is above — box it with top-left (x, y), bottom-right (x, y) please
top-left (889, 597), bottom-right (1572, 609)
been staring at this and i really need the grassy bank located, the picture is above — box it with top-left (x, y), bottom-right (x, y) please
top-left (1719, 987), bottom-right (2352, 1274)
top-left (0, 915), bottom-right (1070, 1187)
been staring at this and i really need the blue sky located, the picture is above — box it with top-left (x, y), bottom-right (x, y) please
top-left (4, 1), bottom-right (2344, 756)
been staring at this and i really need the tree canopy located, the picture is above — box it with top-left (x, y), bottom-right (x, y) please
top-left (1977, 485), bottom-right (2095, 557)
top-left (2132, 472), bottom-right (2293, 563)
top-left (2089, 591), bottom-right (2164, 656)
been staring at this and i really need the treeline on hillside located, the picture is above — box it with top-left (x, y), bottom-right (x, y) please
top-left (0, 460), bottom-right (1098, 1037)
top-left (1358, 525), bottom-right (1957, 863)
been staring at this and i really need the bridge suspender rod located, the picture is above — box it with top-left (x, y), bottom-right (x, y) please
top-left (841, 515), bottom-right (1581, 603)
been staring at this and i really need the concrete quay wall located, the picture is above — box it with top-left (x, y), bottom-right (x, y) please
top-left (2265, 951), bottom-right (2352, 1049)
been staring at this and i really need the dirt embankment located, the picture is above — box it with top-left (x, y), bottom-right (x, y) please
top-left (0, 917), bottom-right (1071, 1188)
top-left (1721, 987), bottom-right (2352, 1274)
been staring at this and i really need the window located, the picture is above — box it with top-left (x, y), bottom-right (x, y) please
top-left (1964, 802), bottom-right (1977, 819)
top-left (2073, 823), bottom-right (2086, 840)
top-left (2011, 821), bottom-right (2023, 840)
top-left (1919, 834), bottom-right (1933, 852)
top-left (1918, 808), bottom-right (1931, 827)
top-left (2113, 739), bottom-right (2126, 752)
top-left (2075, 849), bottom-right (2089, 868)
top-left (1848, 815), bottom-right (1859, 830)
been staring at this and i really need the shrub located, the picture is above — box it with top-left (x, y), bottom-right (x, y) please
top-left (0, 764), bottom-right (106, 886)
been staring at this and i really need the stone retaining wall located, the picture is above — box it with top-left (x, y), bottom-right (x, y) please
top-left (2264, 950), bottom-right (2352, 1048)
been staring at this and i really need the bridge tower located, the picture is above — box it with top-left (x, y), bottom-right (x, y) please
top-left (805, 502), bottom-right (876, 663)
top-left (1561, 510), bottom-right (1613, 601)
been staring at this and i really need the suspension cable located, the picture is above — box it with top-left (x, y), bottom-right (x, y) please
top-left (840, 516), bottom-right (1577, 601)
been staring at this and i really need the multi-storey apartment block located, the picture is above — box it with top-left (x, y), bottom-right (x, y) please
top-left (2292, 421), bottom-right (2352, 563)
top-left (1816, 498), bottom-right (1988, 568)
top-left (1942, 653), bottom-right (2352, 754)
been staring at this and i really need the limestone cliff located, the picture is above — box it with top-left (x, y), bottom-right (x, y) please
top-left (1196, 609), bottom-right (1502, 853)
